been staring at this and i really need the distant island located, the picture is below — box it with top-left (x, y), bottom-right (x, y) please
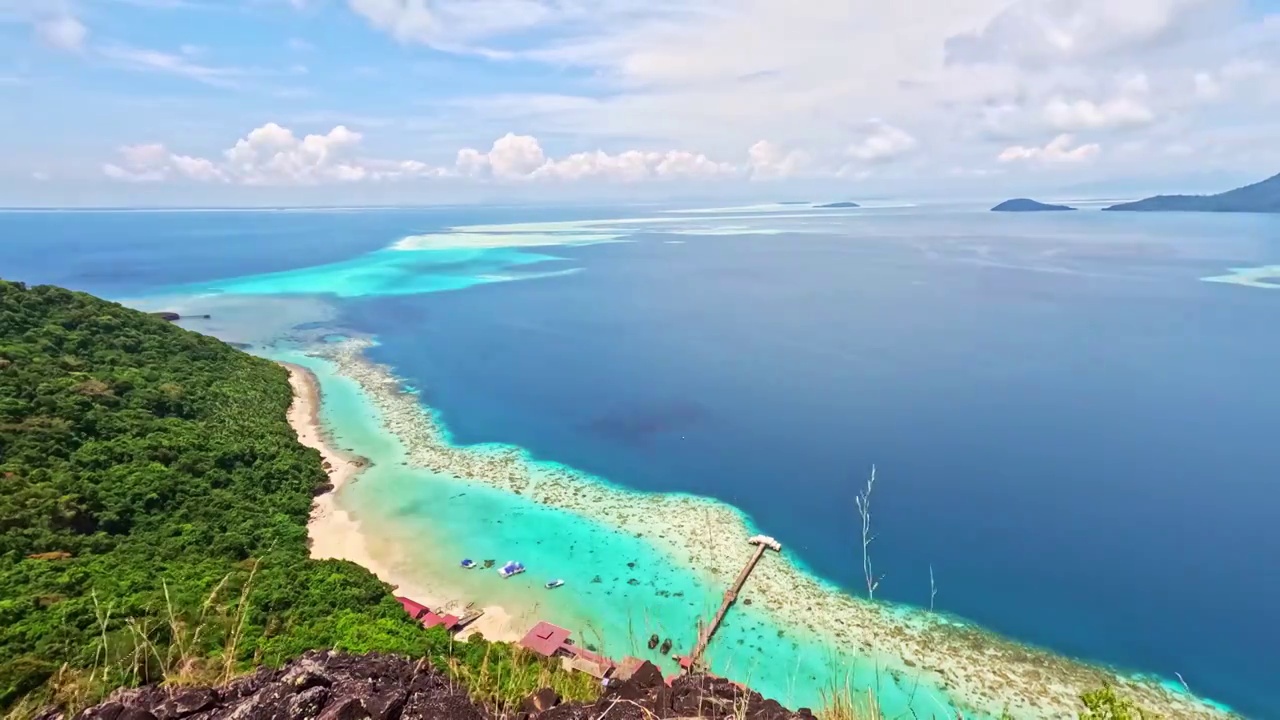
top-left (991, 198), bottom-right (1076, 212)
top-left (815, 201), bottom-right (860, 208)
top-left (149, 311), bottom-right (211, 321)
top-left (1103, 171), bottom-right (1280, 213)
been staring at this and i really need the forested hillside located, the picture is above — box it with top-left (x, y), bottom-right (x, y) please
top-left (0, 281), bottom-right (434, 710)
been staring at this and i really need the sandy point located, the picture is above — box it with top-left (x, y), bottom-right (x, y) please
top-left (280, 361), bottom-right (523, 644)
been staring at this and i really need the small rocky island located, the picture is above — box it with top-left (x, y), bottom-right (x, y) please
top-left (1103, 171), bottom-right (1280, 213)
top-left (815, 201), bottom-right (860, 208)
top-left (991, 198), bottom-right (1076, 212)
top-left (150, 311), bottom-right (212, 321)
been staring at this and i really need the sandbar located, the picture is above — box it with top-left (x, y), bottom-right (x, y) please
top-left (282, 362), bottom-right (524, 644)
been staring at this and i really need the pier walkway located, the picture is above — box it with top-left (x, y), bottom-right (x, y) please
top-left (686, 535), bottom-right (781, 671)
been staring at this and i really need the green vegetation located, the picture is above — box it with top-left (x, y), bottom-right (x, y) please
top-left (0, 281), bottom-right (596, 715)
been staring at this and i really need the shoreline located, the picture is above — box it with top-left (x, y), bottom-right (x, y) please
top-left (289, 342), bottom-right (1234, 720)
top-left (281, 361), bottom-right (524, 644)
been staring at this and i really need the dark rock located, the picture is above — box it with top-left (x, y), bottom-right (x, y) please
top-left (651, 686), bottom-right (674, 718)
top-left (225, 667), bottom-right (279, 700)
top-left (532, 706), bottom-right (586, 720)
top-left (520, 689), bottom-right (559, 714)
top-left (74, 702), bottom-right (124, 720)
top-left (118, 709), bottom-right (159, 720)
top-left (284, 687), bottom-right (331, 720)
top-left (220, 683), bottom-right (296, 720)
top-left (626, 661), bottom-right (664, 690)
top-left (68, 652), bottom-right (816, 720)
top-left (400, 691), bottom-right (481, 720)
top-left (315, 697), bottom-right (366, 720)
top-left (362, 689), bottom-right (405, 720)
top-left (157, 688), bottom-right (218, 720)
top-left (282, 661), bottom-right (333, 691)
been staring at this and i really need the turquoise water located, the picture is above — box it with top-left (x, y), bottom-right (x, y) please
top-left (271, 348), bottom-right (953, 715)
top-left (52, 205), bottom-right (1261, 718)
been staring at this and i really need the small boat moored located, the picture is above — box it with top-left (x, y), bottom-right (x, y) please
top-left (544, 579), bottom-right (565, 589)
top-left (460, 559), bottom-right (477, 569)
top-left (498, 561), bottom-right (526, 578)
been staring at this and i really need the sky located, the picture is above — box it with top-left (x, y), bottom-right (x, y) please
top-left (2, 0), bottom-right (1279, 206)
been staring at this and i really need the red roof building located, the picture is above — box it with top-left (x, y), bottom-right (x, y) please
top-left (422, 612), bottom-right (461, 631)
top-left (519, 622), bottom-right (573, 657)
top-left (396, 596), bottom-right (429, 620)
top-left (396, 596), bottom-right (460, 632)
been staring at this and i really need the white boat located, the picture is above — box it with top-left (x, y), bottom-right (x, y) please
top-left (460, 559), bottom-right (477, 569)
top-left (545, 579), bottom-right (564, 589)
top-left (498, 561), bottom-right (525, 578)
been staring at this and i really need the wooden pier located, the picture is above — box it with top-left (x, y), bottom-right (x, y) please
top-left (686, 535), bottom-right (781, 671)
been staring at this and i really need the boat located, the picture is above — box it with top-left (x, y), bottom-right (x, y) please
top-left (498, 561), bottom-right (525, 578)
top-left (647, 634), bottom-right (659, 650)
top-left (460, 559), bottom-right (477, 569)
top-left (544, 579), bottom-right (565, 589)
top-left (659, 638), bottom-right (672, 655)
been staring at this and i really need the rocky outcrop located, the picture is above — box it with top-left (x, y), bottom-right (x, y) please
top-left (47, 653), bottom-right (816, 720)
top-left (150, 312), bottom-right (213, 322)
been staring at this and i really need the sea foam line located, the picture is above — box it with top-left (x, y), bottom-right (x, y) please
top-left (305, 338), bottom-right (1234, 720)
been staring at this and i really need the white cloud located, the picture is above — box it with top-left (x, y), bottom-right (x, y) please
top-left (482, 132), bottom-right (547, 179)
top-left (103, 123), bottom-right (739, 186)
top-left (327, 0), bottom-right (1275, 190)
top-left (845, 121), bottom-right (918, 162)
top-left (998, 134), bottom-right (1101, 163)
top-left (345, 0), bottom-right (553, 48)
top-left (456, 132), bottom-right (736, 181)
top-left (102, 124), bottom-right (425, 185)
top-left (97, 45), bottom-right (245, 87)
top-left (747, 140), bottom-right (808, 180)
top-left (36, 14), bottom-right (87, 51)
top-left (1043, 96), bottom-right (1154, 131)
top-left (944, 0), bottom-right (1219, 67)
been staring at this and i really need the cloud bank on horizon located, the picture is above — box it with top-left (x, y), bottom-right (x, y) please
top-left (2, 0), bottom-right (1279, 204)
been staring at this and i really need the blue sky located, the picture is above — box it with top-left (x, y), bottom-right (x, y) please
top-left (2, 0), bottom-right (1279, 206)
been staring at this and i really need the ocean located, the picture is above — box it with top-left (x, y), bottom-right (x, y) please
top-left (2, 204), bottom-right (1276, 718)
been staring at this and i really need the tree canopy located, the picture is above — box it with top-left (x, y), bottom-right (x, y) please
top-left (0, 280), bottom-right (434, 709)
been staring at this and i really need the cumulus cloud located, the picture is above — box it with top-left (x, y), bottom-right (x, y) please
top-left (747, 140), bottom-right (809, 180)
top-left (998, 134), bottom-right (1101, 163)
top-left (456, 133), bottom-right (735, 181)
top-left (845, 121), bottom-right (918, 162)
top-left (103, 123), bottom-right (448, 185)
top-left (103, 123), bottom-right (739, 185)
top-left (1043, 96), bottom-right (1155, 131)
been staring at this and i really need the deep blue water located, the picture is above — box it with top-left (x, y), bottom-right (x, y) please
top-left (3, 207), bottom-right (1278, 718)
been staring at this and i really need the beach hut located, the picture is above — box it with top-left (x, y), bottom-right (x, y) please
top-left (519, 622), bottom-right (573, 657)
top-left (395, 596), bottom-right (430, 621)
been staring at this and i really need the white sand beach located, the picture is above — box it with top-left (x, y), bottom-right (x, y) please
top-left (282, 362), bottom-right (524, 644)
